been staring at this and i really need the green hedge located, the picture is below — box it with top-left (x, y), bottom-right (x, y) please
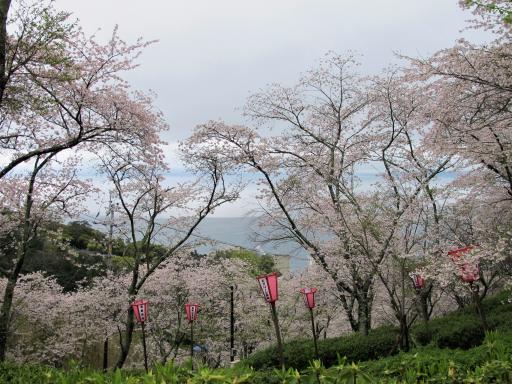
top-left (413, 291), bottom-right (512, 349)
top-left (242, 326), bottom-right (399, 370)
top-left (2, 332), bottom-right (512, 383)
top-left (243, 291), bottom-right (512, 370)
top-left (363, 331), bottom-right (512, 383)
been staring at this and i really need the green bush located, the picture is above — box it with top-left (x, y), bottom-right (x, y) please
top-left (364, 331), bottom-right (512, 383)
top-left (412, 291), bottom-right (512, 349)
top-left (242, 326), bottom-right (398, 370)
top-left (1, 333), bottom-right (512, 383)
top-left (413, 312), bottom-right (486, 349)
top-left (243, 292), bottom-right (512, 370)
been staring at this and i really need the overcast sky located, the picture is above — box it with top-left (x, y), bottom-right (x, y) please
top-left (51, 0), bottom-right (487, 216)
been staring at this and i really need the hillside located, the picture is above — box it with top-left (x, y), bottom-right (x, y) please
top-left (1, 292), bottom-right (511, 383)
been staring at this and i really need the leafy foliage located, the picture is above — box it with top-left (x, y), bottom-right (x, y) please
top-left (413, 291), bottom-right (512, 349)
top-left (213, 249), bottom-right (276, 276)
top-left (242, 326), bottom-right (398, 370)
top-left (2, 331), bottom-right (512, 383)
top-left (244, 292), bottom-right (512, 370)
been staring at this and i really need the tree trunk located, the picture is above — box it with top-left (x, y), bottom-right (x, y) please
top-left (338, 284), bottom-right (373, 335)
top-left (0, 0), bottom-right (11, 105)
top-left (0, 229), bottom-right (30, 361)
top-left (0, 270), bottom-right (20, 360)
top-left (103, 337), bottom-right (109, 372)
top-left (114, 309), bottom-right (135, 369)
top-left (0, 158), bottom-right (37, 361)
top-left (356, 292), bottom-right (372, 335)
top-left (471, 284), bottom-right (488, 332)
top-left (398, 315), bottom-right (410, 352)
top-left (417, 290), bottom-right (430, 323)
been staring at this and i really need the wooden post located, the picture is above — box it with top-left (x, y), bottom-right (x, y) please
top-left (230, 285), bottom-right (235, 363)
top-left (270, 301), bottom-right (284, 369)
top-left (190, 321), bottom-right (194, 370)
top-left (141, 323), bottom-right (148, 372)
top-left (309, 308), bottom-right (319, 360)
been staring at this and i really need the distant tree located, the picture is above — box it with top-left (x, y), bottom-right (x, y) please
top-left (62, 221), bottom-right (107, 251)
top-left (213, 249), bottom-right (276, 276)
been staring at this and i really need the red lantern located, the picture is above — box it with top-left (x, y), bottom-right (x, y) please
top-left (300, 288), bottom-right (317, 309)
top-left (448, 246), bottom-right (480, 283)
top-left (131, 299), bottom-right (149, 324)
top-left (256, 272), bottom-right (279, 303)
top-left (448, 245), bottom-right (475, 263)
top-left (185, 303), bottom-right (199, 322)
top-left (411, 273), bottom-right (425, 290)
top-left (461, 263), bottom-right (480, 283)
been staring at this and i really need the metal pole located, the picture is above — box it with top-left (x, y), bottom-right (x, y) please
top-left (102, 336), bottom-right (109, 372)
top-left (270, 301), bottom-right (285, 369)
top-left (309, 308), bottom-right (319, 360)
top-left (108, 194), bottom-right (114, 258)
top-left (230, 285), bottom-right (235, 363)
top-left (141, 323), bottom-right (148, 372)
top-left (190, 321), bottom-right (194, 370)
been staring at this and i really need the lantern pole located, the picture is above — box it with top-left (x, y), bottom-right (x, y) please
top-left (270, 301), bottom-right (284, 369)
top-left (190, 320), bottom-right (194, 370)
top-left (131, 299), bottom-right (149, 372)
top-left (309, 307), bottom-right (319, 360)
top-left (141, 322), bottom-right (148, 372)
top-left (230, 285), bottom-right (235, 363)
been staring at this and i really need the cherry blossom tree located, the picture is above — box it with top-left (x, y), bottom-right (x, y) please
top-left (98, 146), bottom-right (241, 368)
top-left (404, 0), bottom-right (512, 315)
top-left (0, 155), bottom-right (93, 360)
top-left (407, 2), bottom-right (512, 204)
top-left (0, 0), bottom-right (164, 180)
top-left (460, 0), bottom-right (512, 35)
top-left (186, 54), bottom-right (451, 337)
top-left (0, 0), bottom-right (168, 362)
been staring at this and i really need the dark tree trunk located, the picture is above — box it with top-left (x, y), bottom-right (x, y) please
top-left (102, 337), bottom-right (109, 372)
top-left (356, 290), bottom-right (373, 335)
top-left (0, 0), bottom-right (11, 104)
top-left (471, 284), bottom-right (488, 332)
top-left (114, 309), bottom-right (135, 369)
top-left (0, 0), bottom-right (14, 355)
top-left (398, 315), bottom-right (410, 352)
top-left (338, 282), bottom-right (374, 335)
top-left (0, 268), bottom-right (21, 360)
top-left (0, 156), bottom-right (38, 361)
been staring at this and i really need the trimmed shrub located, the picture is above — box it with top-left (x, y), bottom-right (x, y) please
top-left (243, 326), bottom-right (398, 370)
top-left (243, 291), bottom-right (512, 370)
top-left (412, 291), bottom-right (512, 349)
